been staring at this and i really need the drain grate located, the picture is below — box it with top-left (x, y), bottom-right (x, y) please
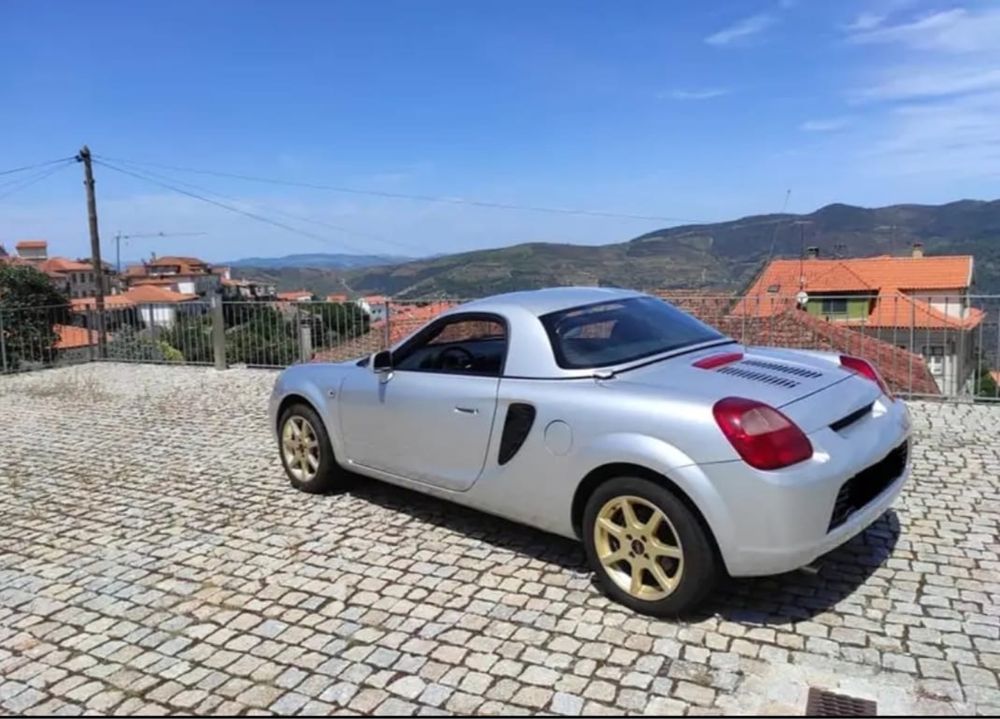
top-left (806, 688), bottom-right (877, 716)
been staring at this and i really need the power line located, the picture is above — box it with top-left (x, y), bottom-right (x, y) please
top-left (95, 154), bottom-right (703, 224)
top-left (94, 159), bottom-right (382, 254)
top-left (99, 160), bottom-right (415, 254)
top-left (0, 156), bottom-right (76, 177)
top-left (0, 162), bottom-right (75, 201)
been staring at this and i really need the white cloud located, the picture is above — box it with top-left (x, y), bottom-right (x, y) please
top-left (705, 14), bottom-right (775, 46)
top-left (868, 91), bottom-right (1000, 177)
top-left (845, 12), bottom-right (885, 31)
top-left (858, 66), bottom-right (1000, 101)
top-left (799, 117), bottom-right (851, 132)
top-left (842, 4), bottom-right (1000, 180)
top-left (665, 88), bottom-right (730, 101)
top-left (848, 8), bottom-right (1000, 53)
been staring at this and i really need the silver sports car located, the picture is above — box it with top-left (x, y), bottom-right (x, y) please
top-left (269, 287), bottom-right (911, 616)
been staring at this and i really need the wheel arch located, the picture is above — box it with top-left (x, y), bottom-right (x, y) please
top-left (276, 393), bottom-right (320, 430)
top-left (570, 462), bottom-right (725, 567)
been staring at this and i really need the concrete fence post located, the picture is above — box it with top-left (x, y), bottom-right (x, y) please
top-left (383, 300), bottom-right (391, 350)
top-left (299, 317), bottom-right (313, 364)
top-left (0, 309), bottom-right (7, 374)
top-left (211, 293), bottom-right (227, 371)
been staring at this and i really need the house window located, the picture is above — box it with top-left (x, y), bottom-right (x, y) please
top-left (923, 345), bottom-right (945, 375)
top-left (820, 298), bottom-right (848, 315)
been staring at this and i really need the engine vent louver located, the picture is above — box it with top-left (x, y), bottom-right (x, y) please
top-left (716, 365), bottom-right (801, 388)
top-left (739, 359), bottom-right (824, 379)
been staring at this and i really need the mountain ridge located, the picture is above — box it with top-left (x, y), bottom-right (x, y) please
top-left (231, 199), bottom-right (1000, 297)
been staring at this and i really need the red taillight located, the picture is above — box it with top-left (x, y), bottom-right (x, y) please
top-left (839, 355), bottom-right (892, 398)
top-left (712, 397), bottom-right (813, 470)
top-left (693, 352), bottom-right (744, 369)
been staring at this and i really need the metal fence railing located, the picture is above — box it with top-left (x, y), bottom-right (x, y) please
top-left (3, 291), bottom-right (999, 401)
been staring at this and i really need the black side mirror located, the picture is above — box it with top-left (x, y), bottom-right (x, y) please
top-left (372, 350), bottom-right (392, 373)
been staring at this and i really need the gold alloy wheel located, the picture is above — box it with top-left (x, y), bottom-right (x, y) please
top-left (282, 415), bottom-right (320, 482)
top-left (594, 495), bottom-right (684, 600)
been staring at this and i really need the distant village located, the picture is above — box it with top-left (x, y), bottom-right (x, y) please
top-left (0, 238), bottom-right (993, 397)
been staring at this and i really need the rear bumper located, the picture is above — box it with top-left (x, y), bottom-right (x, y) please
top-left (698, 396), bottom-right (911, 577)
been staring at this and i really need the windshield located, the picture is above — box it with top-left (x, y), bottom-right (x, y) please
top-left (540, 296), bottom-right (725, 369)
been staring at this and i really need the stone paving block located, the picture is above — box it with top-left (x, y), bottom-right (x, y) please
top-left (0, 367), bottom-right (995, 716)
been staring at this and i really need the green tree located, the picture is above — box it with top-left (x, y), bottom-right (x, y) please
top-left (105, 325), bottom-right (182, 363)
top-left (0, 264), bottom-right (70, 370)
top-left (306, 302), bottom-right (370, 349)
top-left (976, 363), bottom-right (999, 398)
top-left (164, 314), bottom-right (215, 364)
top-left (224, 303), bottom-right (298, 366)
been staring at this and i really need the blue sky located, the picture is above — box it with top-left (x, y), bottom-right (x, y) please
top-left (2, 0), bottom-right (999, 262)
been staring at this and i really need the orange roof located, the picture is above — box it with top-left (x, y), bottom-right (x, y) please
top-left (71, 286), bottom-right (198, 310)
top-left (124, 256), bottom-right (213, 278)
top-left (53, 324), bottom-right (100, 349)
top-left (861, 291), bottom-right (985, 330)
top-left (16, 240), bottom-right (47, 249)
top-left (129, 276), bottom-right (185, 287)
top-left (327, 293), bottom-right (349, 302)
top-left (277, 290), bottom-right (312, 301)
top-left (371, 301), bottom-right (459, 345)
top-left (735, 254), bottom-right (977, 330)
top-left (40, 257), bottom-right (92, 274)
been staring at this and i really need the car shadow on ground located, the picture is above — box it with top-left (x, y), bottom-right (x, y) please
top-left (342, 474), bottom-right (901, 626)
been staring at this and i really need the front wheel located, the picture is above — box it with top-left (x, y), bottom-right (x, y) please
top-left (278, 403), bottom-right (344, 493)
top-left (582, 476), bottom-right (719, 617)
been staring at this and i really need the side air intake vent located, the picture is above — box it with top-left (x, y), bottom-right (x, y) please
top-left (499, 403), bottom-right (536, 465)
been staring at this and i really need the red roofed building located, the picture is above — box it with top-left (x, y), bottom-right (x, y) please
top-left (734, 246), bottom-right (981, 395)
top-left (276, 289), bottom-right (314, 303)
top-left (72, 285), bottom-right (200, 328)
top-left (14, 240), bottom-right (48, 261)
top-left (125, 255), bottom-right (221, 296)
top-left (52, 324), bottom-right (101, 362)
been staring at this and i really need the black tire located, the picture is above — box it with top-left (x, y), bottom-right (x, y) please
top-left (582, 476), bottom-right (719, 617)
top-left (277, 402), bottom-right (344, 494)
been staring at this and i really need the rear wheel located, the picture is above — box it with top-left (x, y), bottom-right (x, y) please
top-left (278, 403), bottom-right (343, 493)
top-left (582, 476), bottom-right (719, 616)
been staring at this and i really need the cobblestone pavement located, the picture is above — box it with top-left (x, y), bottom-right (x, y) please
top-left (1, 364), bottom-right (998, 716)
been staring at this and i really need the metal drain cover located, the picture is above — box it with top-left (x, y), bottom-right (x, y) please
top-left (806, 687), bottom-right (877, 716)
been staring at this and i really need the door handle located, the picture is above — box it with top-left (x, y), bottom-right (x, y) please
top-left (454, 406), bottom-right (479, 415)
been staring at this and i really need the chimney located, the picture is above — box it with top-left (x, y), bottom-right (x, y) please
top-left (912, 242), bottom-right (924, 259)
top-left (806, 246), bottom-right (820, 259)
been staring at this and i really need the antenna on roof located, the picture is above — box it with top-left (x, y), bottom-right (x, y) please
top-left (763, 189), bottom-right (792, 268)
top-left (112, 230), bottom-right (207, 272)
top-left (793, 220), bottom-right (812, 290)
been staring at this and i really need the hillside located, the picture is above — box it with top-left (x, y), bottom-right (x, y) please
top-left (237, 199), bottom-right (1000, 298)
top-left (228, 252), bottom-right (409, 269)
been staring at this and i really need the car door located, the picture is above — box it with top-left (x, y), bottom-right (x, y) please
top-left (337, 313), bottom-right (507, 491)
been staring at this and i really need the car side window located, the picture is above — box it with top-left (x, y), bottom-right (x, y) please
top-left (394, 316), bottom-right (507, 376)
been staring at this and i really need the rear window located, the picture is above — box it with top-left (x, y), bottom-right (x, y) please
top-left (540, 296), bottom-right (724, 369)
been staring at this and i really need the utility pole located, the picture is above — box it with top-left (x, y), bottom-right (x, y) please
top-left (77, 146), bottom-right (106, 356)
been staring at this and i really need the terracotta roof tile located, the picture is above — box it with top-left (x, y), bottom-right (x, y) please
top-left (71, 286), bottom-right (198, 310)
top-left (862, 291), bottom-right (984, 330)
top-left (734, 254), bottom-right (977, 329)
top-left (53, 324), bottom-right (100, 350)
top-left (15, 240), bottom-right (47, 250)
top-left (40, 257), bottom-right (92, 273)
